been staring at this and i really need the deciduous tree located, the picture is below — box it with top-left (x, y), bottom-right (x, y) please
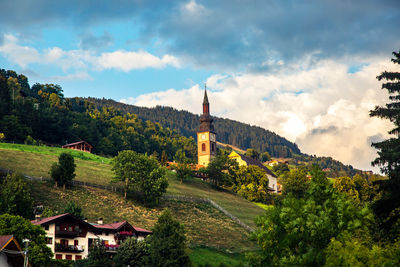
top-left (50, 152), bottom-right (76, 188)
top-left (112, 150), bottom-right (168, 205)
top-left (148, 210), bottom-right (191, 267)
top-left (0, 173), bottom-right (33, 219)
top-left (0, 214), bottom-right (53, 267)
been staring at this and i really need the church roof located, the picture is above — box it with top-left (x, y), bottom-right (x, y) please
top-left (203, 89), bottom-right (209, 105)
top-left (229, 151), bottom-right (277, 177)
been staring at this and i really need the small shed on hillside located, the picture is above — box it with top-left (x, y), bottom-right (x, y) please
top-left (62, 141), bottom-right (93, 153)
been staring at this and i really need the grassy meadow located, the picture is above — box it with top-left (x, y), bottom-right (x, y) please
top-left (30, 181), bottom-right (256, 252)
top-left (0, 143), bottom-right (265, 229)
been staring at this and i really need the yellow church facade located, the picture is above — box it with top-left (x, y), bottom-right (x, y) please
top-left (197, 90), bottom-right (216, 167)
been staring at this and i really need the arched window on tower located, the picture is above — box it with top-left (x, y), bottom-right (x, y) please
top-left (202, 143), bottom-right (206, 152)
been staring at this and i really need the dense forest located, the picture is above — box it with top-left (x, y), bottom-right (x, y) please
top-left (0, 69), bottom-right (196, 161)
top-left (0, 68), bottom-right (363, 176)
top-left (84, 97), bottom-right (300, 158)
top-left (85, 98), bottom-right (362, 176)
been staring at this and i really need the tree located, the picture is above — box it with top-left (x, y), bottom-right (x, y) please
top-left (235, 165), bottom-right (269, 202)
top-left (77, 239), bottom-right (112, 267)
top-left (113, 237), bottom-right (150, 267)
top-left (63, 201), bottom-right (84, 219)
top-left (260, 151), bottom-right (271, 162)
top-left (50, 152), bottom-right (76, 188)
top-left (112, 150), bottom-right (168, 205)
top-left (0, 214), bottom-right (53, 266)
top-left (272, 162), bottom-right (290, 177)
top-left (281, 168), bottom-right (309, 198)
top-left (148, 210), bottom-right (191, 267)
top-left (160, 150), bottom-right (168, 166)
top-left (369, 50), bottom-right (400, 239)
top-left (245, 148), bottom-right (259, 160)
top-left (0, 173), bottom-right (33, 219)
top-left (333, 176), bottom-right (359, 203)
top-left (249, 166), bottom-right (373, 266)
top-left (206, 154), bottom-right (238, 187)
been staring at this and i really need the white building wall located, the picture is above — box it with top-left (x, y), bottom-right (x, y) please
top-left (268, 175), bottom-right (278, 193)
top-left (0, 252), bottom-right (12, 267)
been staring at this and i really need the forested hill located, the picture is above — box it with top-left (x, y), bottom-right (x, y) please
top-left (83, 97), bottom-right (301, 158)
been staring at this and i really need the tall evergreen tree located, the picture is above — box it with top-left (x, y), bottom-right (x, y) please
top-left (369, 50), bottom-right (400, 239)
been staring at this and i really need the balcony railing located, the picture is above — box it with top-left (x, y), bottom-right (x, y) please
top-left (55, 243), bottom-right (84, 253)
top-left (104, 244), bottom-right (119, 252)
top-left (55, 230), bottom-right (80, 237)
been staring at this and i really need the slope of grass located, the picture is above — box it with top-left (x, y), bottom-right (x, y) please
top-left (0, 142), bottom-right (111, 163)
top-left (0, 143), bottom-right (265, 229)
top-left (30, 181), bottom-right (256, 251)
top-left (189, 247), bottom-right (246, 266)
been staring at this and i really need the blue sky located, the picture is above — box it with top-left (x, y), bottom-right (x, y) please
top-left (1, 0), bottom-right (400, 171)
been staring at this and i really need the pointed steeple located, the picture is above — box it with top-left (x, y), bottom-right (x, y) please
top-left (203, 88), bottom-right (209, 105)
top-left (202, 85), bottom-right (210, 114)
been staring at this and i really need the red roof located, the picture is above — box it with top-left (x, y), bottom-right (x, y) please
top-left (93, 221), bottom-right (152, 234)
top-left (93, 221), bottom-right (127, 230)
top-left (0, 235), bottom-right (13, 250)
top-left (31, 213), bottom-right (69, 225)
top-left (133, 226), bottom-right (152, 233)
top-left (32, 214), bottom-right (152, 234)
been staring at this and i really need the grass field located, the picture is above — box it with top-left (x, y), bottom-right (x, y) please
top-left (30, 181), bottom-right (256, 252)
top-left (0, 143), bottom-right (265, 229)
top-left (189, 247), bottom-right (246, 266)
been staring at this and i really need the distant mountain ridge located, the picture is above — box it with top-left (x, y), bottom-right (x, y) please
top-left (82, 97), bottom-right (301, 158)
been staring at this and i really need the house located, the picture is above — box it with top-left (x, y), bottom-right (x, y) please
top-left (0, 235), bottom-right (26, 267)
top-left (31, 213), bottom-right (151, 261)
top-left (229, 151), bottom-right (280, 193)
top-left (62, 141), bottom-right (93, 153)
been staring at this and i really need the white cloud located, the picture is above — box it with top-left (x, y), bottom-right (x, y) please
top-left (0, 34), bottom-right (180, 74)
top-left (0, 34), bottom-right (40, 67)
top-left (96, 50), bottom-right (180, 71)
top-left (122, 57), bottom-right (396, 172)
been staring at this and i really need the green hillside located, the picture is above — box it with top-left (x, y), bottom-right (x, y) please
top-left (0, 143), bottom-right (264, 230)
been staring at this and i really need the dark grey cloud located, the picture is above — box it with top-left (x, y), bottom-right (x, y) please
top-left (310, 126), bottom-right (338, 135)
top-left (367, 133), bottom-right (385, 145)
top-left (1, 0), bottom-right (399, 71)
top-left (79, 32), bottom-right (113, 50)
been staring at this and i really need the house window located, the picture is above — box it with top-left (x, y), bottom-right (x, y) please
top-left (56, 225), bottom-right (60, 231)
top-left (74, 240), bottom-right (79, 246)
top-left (211, 143), bottom-right (215, 152)
top-left (44, 225), bottom-right (49, 231)
top-left (105, 231), bottom-right (109, 236)
top-left (75, 255), bottom-right (82, 260)
top-left (46, 237), bottom-right (53, 244)
top-left (55, 254), bottom-right (62, 260)
top-left (66, 255), bottom-right (72, 260)
top-left (202, 143), bottom-right (206, 152)
top-left (68, 226), bottom-right (73, 232)
top-left (74, 226), bottom-right (79, 232)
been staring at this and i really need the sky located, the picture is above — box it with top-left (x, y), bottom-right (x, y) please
top-left (0, 0), bottom-right (400, 172)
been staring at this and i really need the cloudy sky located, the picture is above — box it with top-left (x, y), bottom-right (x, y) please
top-left (1, 0), bottom-right (399, 172)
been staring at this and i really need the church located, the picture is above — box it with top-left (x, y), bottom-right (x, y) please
top-left (197, 89), bottom-right (279, 193)
top-left (197, 89), bottom-right (217, 166)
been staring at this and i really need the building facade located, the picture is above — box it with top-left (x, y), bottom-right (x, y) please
top-left (31, 213), bottom-right (151, 261)
top-left (197, 90), bottom-right (217, 167)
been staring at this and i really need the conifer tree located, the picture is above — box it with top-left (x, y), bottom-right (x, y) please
top-left (369, 50), bottom-right (400, 238)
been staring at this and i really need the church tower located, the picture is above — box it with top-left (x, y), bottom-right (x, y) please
top-left (197, 89), bottom-right (217, 166)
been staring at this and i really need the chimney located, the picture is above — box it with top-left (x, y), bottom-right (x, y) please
top-left (35, 214), bottom-right (41, 222)
top-left (97, 218), bottom-right (103, 225)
